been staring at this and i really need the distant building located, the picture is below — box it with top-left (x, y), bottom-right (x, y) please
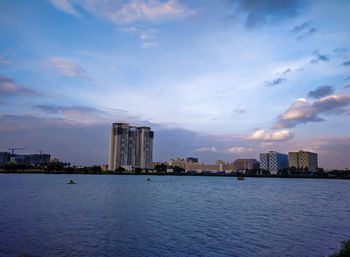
top-left (166, 168), bottom-right (174, 173)
top-left (260, 151), bottom-right (288, 175)
top-left (0, 152), bottom-right (12, 164)
top-left (167, 157), bottom-right (198, 167)
top-left (50, 157), bottom-right (61, 163)
top-left (233, 159), bottom-right (259, 171)
top-left (184, 161), bottom-right (234, 173)
top-left (100, 165), bottom-right (108, 172)
top-left (165, 157), bottom-right (235, 173)
top-left (108, 123), bottom-right (154, 171)
top-left (167, 158), bottom-right (186, 168)
top-left (288, 151), bottom-right (318, 172)
top-left (215, 160), bottom-right (225, 165)
top-left (186, 157), bottom-right (198, 163)
top-left (9, 154), bottom-right (50, 165)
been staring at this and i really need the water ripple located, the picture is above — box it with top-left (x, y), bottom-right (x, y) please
top-left (0, 175), bottom-right (349, 257)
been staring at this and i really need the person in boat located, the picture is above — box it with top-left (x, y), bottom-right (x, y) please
top-left (68, 180), bottom-right (76, 184)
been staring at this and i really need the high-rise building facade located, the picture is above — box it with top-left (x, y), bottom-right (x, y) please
top-left (288, 151), bottom-right (318, 172)
top-left (260, 151), bottom-right (288, 174)
top-left (108, 123), bottom-right (154, 171)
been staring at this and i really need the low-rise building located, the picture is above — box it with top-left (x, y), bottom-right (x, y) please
top-left (167, 158), bottom-right (186, 168)
top-left (100, 165), bottom-right (109, 172)
top-left (233, 159), bottom-right (259, 171)
top-left (184, 161), bottom-right (234, 173)
top-left (10, 154), bottom-right (51, 165)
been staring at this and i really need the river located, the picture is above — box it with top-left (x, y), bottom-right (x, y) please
top-left (0, 174), bottom-right (349, 257)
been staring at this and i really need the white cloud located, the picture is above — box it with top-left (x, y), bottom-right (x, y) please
top-left (49, 0), bottom-right (81, 18)
top-left (195, 147), bottom-right (218, 152)
top-left (0, 55), bottom-right (11, 65)
top-left (224, 147), bottom-right (253, 154)
top-left (50, 0), bottom-right (196, 24)
top-left (51, 57), bottom-right (92, 80)
top-left (248, 129), bottom-right (294, 142)
top-left (275, 95), bottom-right (350, 128)
top-left (119, 26), bottom-right (158, 48)
top-left (0, 76), bottom-right (43, 97)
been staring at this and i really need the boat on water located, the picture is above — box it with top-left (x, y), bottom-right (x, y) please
top-left (67, 180), bottom-right (77, 184)
top-left (237, 176), bottom-right (245, 180)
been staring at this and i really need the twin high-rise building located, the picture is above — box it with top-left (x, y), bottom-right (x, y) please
top-left (108, 123), bottom-right (154, 171)
top-left (260, 150), bottom-right (318, 174)
top-left (288, 151), bottom-right (318, 172)
top-left (259, 151), bottom-right (289, 174)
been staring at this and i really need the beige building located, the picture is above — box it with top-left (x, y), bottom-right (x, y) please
top-left (166, 158), bottom-right (234, 173)
top-left (288, 151), bottom-right (318, 172)
top-left (108, 123), bottom-right (154, 171)
top-left (185, 161), bottom-right (234, 173)
top-left (167, 158), bottom-right (186, 168)
top-left (233, 159), bottom-right (259, 171)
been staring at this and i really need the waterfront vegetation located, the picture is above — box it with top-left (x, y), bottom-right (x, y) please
top-left (0, 163), bottom-right (349, 179)
top-left (330, 240), bottom-right (350, 257)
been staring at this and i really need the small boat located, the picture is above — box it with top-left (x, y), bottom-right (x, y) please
top-left (237, 176), bottom-right (245, 180)
top-left (67, 180), bottom-right (77, 184)
top-left (147, 178), bottom-right (151, 181)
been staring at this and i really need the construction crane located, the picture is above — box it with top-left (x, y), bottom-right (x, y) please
top-left (8, 148), bottom-right (26, 155)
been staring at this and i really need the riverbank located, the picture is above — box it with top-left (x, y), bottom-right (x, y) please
top-left (1, 170), bottom-right (349, 179)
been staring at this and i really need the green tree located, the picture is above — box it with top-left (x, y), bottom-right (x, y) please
top-left (155, 164), bottom-right (167, 173)
top-left (90, 165), bottom-right (102, 173)
top-left (330, 240), bottom-right (350, 257)
top-left (289, 166), bottom-right (297, 174)
top-left (46, 163), bottom-right (64, 171)
top-left (173, 166), bottom-right (184, 174)
top-left (116, 166), bottom-right (126, 173)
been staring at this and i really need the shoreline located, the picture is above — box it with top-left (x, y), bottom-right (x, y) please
top-left (0, 170), bottom-right (349, 179)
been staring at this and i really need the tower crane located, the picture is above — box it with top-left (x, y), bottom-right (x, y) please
top-left (8, 148), bottom-right (26, 155)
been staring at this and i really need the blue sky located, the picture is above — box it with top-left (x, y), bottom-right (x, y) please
top-left (0, 0), bottom-right (350, 169)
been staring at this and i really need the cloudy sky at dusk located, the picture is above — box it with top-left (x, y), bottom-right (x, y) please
top-left (0, 0), bottom-right (350, 169)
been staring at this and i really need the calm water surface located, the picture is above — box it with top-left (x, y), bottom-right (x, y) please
top-left (0, 174), bottom-right (349, 257)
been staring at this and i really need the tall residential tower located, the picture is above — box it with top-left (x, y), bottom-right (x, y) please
top-left (108, 123), bottom-right (154, 171)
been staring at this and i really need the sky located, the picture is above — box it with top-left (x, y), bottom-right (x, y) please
top-left (0, 0), bottom-right (350, 169)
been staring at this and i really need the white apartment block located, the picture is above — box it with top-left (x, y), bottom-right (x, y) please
top-left (260, 151), bottom-right (288, 175)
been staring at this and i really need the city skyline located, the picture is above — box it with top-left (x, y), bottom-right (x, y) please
top-left (0, 0), bottom-right (350, 169)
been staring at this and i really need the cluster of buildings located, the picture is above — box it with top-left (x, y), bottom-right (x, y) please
top-left (0, 152), bottom-right (51, 165)
top-left (164, 158), bottom-right (259, 173)
top-left (164, 151), bottom-right (318, 174)
top-left (107, 123), bottom-right (319, 174)
top-left (1, 122), bottom-right (319, 175)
